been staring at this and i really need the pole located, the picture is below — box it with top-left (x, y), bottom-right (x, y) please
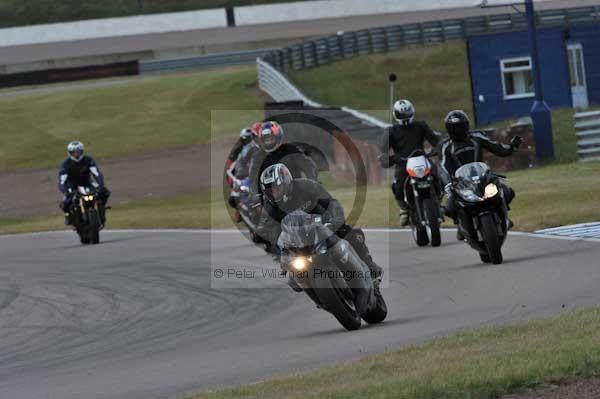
top-left (389, 73), bottom-right (397, 125)
top-left (525, 0), bottom-right (554, 161)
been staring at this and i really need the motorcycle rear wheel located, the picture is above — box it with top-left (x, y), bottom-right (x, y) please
top-left (362, 289), bottom-right (387, 324)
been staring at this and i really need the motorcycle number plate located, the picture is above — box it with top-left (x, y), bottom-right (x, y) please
top-left (417, 182), bottom-right (431, 189)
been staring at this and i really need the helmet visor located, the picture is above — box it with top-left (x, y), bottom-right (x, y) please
top-left (69, 150), bottom-right (83, 161)
top-left (265, 184), bottom-right (286, 203)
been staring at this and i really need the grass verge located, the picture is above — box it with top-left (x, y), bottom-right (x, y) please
top-left (2, 161), bottom-right (599, 235)
top-left (288, 42), bottom-right (590, 163)
top-left (192, 307), bottom-right (600, 399)
top-left (0, 66), bottom-right (266, 171)
top-left (288, 41), bottom-right (473, 132)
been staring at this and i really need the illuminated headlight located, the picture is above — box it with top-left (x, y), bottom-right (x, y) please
top-left (484, 184), bottom-right (499, 199)
top-left (291, 257), bottom-right (311, 271)
top-left (456, 189), bottom-right (482, 202)
top-left (84, 195), bottom-right (94, 201)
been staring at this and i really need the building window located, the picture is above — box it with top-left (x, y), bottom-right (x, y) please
top-left (500, 57), bottom-right (535, 100)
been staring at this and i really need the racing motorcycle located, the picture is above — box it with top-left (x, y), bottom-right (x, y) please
top-left (402, 150), bottom-right (443, 247)
top-left (68, 186), bottom-right (103, 245)
top-left (278, 211), bottom-right (387, 331)
top-left (450, 162), bottom-right (509, 264)
top-left (233, 178), bottom-right (264, 243)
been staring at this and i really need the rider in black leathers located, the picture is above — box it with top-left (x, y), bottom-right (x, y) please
top-left (255, 163), bottom-right (382, 282)
top-left (248, 121), bottom-right (318, 200)
top-left (379, 99), bottom-right (441, 226)
top-left (439, 110), bottom-right (522, 234)
top-left (58, 141), bottom-right (110, 226)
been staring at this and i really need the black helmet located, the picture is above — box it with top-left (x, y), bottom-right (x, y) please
top-left (260, 163), bottom-right (293, 203)
top-left (240, 128), bottom-right (253, 145)
top-left (445, 110), bottom-right (470, 141)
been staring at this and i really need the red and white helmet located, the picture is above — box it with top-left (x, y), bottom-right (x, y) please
top-left (257, 121), bottom-right (284, 153)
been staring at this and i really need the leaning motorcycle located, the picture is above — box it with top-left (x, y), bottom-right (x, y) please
top-left (451, 162), bottom-right (510, 264)
top-left (234, 178), bottom-right (265, 244)
top-left (278, 211), bottom-right (387, 331)
top-left (401, 150), bottom-right (443, 247)
top-left (69, 186), bottom-right (103, 245)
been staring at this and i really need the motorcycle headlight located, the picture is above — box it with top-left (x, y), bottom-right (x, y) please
top-left (291, 257), bottom-right (311, 271)
top-left (456, 188), bottom-right (482, 202)
top-left (408, 166), bottom-right (428, 179)
top-left (484, 183), bottom-right (499, 199)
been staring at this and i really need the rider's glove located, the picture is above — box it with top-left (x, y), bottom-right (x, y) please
top-left (510, 136), bottom-right (523, 151)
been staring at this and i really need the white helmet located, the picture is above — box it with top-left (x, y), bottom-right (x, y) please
top-left (67, 141), bottom-right (85, 162)
top-left (393, 99), bottom-right (415, 125)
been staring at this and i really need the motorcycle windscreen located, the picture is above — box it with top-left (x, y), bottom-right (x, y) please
top-left (279, 211), bottom-right (321, 250)
top-left (454, 162), bottom-right (490, 182)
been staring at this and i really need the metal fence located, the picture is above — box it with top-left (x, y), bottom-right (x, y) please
top-left (262, 5), bottom-right (600, 71)
top-left (257, 57), bottom-right (390, 136)
top-left (140, 48), bottom-right (273, 74)
top-left (575, 110), bottom-right (600, 162)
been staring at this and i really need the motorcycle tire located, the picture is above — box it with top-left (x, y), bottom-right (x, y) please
top-left (362, 288), bottom-right (388, 324)
top-left (87, 209), bottom-right (101, 245)
top-left (313, 274), bottom-right (362, 331)
top-left (77, 226), bottom-right (90, 245)
top-left (412, 224), bottom-right (429, 247)
top-left (479, 252), bottom-right (491, 263)
top-left (423, 198), bottom-right (442, 247)
top-left (480, 214), bottom-right (503, 264)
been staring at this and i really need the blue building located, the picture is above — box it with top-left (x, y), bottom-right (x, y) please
top-left (468, 23), bottom-right (600, 126)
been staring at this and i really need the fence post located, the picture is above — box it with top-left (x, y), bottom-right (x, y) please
top-left (311, 41), bottom-right (318, 66)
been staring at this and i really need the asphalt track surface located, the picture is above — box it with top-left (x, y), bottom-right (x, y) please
top-left (1, 229), bottom-right (599, 399)
top-left (1, 0), bottom-right (597, 65)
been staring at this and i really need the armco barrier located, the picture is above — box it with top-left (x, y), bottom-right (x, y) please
top-left (140, 49), bottom-right (274, 74)
top-left (262, 5), bottom-right (600, 71)
top-left (575, 110), bottom-right (600, 162)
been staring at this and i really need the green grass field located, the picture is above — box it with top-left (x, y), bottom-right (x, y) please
top-left (0, 67), bottom-right (266, 171)
top-left (288, 42), bottom-right (474, 132)
top-left (0, 0), bottom-right (309, 28)
top-left (193, 307), bottom-right (600, 399)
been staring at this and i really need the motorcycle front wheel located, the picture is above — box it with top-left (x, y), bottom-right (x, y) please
top-left (479, 213), bottom-right (503, 264)
top-left (86, 209), bottom-right (101, 245)
top-left (423, 198), bottom-right (442, 247)
top-left (313, 274), bottom-right (362, 331)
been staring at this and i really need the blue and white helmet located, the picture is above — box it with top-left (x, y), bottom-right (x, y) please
top-left (393, 99), bottom-right (415, 125)
top-left (67, 141), bottom-right (85, 162)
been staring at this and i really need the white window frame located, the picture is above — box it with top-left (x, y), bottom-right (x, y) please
top-left (500, 56), bottom-right (535, 100)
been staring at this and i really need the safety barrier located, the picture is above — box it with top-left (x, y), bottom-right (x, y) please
top-left (261, 5), bottom-right (600, 71)
top-left (575, 110), bottom-right (600, 162)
